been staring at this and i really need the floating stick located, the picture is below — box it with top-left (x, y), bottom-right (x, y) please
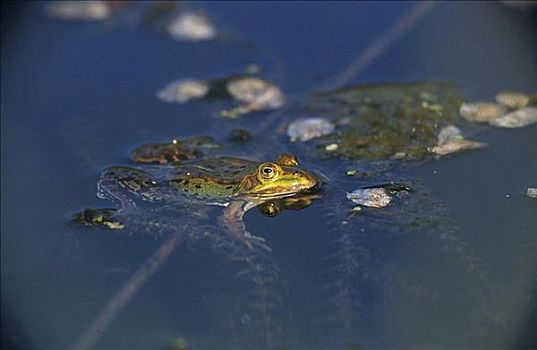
top-left (70, 232), bottom-right (182, 350)
top-left (327, 1), bottom-right (437, 89)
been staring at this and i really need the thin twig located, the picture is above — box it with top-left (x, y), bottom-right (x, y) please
top-left (325, 1), bottom-right (437, 90)
top-left (69, 233), bottom-right (182, 350)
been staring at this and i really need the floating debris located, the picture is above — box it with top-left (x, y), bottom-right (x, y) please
top-left (347, 183), bottom-right (411, 209)
top-left (45, 1), bottom-right (112, 21)
top-left (229, 129), bottom-right (253, 143)
top-left (526, 188), bottom-right (537, 199)
top-left (167, 12), bottom-right (217, 42)
top-left (459, 102), bottom-right (506, 123)
top-left (431, 125), bottom-right (487, 156)
top-left (221, 77), bottom-right (286, 118)
top-left (157, 75), bottom-right (285, 117)
top-left (184, 135), bottom-right (220, 149)
top-left (495, 91), bottom-right (535, 109)
top-left (156, 79), bottom-right (209, 104)
top-left (74, 208), bottom-right (124, 229)
top-left (245, 63), bottom-right (262, 75)
top-left (489, 107), bottom-right (537, 128)
top-left (287, 118), bottom-right (335, 142)
top-left (391, 152), bottom-right (407, 160)
top-left (169, 337), bottom-right (189, 350)
top-left (325, 143), bottom-right (339, 152)
top-left (437, 125), bottom-right (463, 145)
top-left (346, 188), bottom-right (392, 208)
top-left (131, 139), bottom-right (198, 164)
top-left (351, 206), bottom-right (363, 212)
top-left (431, 138), bottom-right (486, 156)
top-left (142, 1), bottom-right (180, 24)
top-left (462, 91), bottom-right (536, 128)
top-left (307, 82), bottom-right (463, 160)
top-left (346, 169), bottom-right (358, 176)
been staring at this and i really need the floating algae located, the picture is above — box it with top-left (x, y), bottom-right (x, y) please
top-left (306, 82), bottom-right (464, 160)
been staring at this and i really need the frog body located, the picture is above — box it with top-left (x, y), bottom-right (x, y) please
top-left (168, 157), bottom-right (257, 200)
top-left (88, 149), bottom-right (320, 250)
top-left (167, 155), bottom-right (317, 201)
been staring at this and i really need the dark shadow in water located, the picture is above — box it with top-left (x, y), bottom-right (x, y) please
top-left (1, 297), bottom-right (37, 350)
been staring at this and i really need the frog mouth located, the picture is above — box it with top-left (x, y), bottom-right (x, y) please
top-left (246, 184), bottom-right (322, 199)
top-left (250, 191), bottom-right (302, 199)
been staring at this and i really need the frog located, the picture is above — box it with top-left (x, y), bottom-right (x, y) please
top-left (81, 145), bottom-right (321, 250)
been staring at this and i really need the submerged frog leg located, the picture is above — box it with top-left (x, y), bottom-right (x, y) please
top-left (219, 202), bottom-right (272, 251)
top-left (202, 224), bottom-right (285, 344)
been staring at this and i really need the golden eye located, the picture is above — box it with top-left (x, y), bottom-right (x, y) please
top-left (258, 163), bottom-right (278, 180)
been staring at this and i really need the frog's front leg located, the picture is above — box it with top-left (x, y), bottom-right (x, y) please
top-left (219, 201), bottom-right (272, 251)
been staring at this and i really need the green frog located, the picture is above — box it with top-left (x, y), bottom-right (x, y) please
top-left (78, 146), bottom-right (321, 250)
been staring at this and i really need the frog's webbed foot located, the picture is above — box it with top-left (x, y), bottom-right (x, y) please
top-left (242, 231), bottom-right (271, 251)
top-left (219, 202), bottom-right (272, 252)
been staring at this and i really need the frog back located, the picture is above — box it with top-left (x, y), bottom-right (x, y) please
top-left (169, 157), bottom-right (257, 200)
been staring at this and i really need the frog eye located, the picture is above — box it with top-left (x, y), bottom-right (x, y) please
top-left (258, 163), bottom-right (279, 180)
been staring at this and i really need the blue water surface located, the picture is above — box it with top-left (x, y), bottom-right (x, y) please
top-left (2, 2), bottom-right (536, 349)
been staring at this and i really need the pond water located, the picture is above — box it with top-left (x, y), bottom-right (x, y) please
top-left (2, 2), bottom-right (536, 349)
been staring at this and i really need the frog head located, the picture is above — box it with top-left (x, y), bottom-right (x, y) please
top-left (237, 153), bottom-right (319, 199)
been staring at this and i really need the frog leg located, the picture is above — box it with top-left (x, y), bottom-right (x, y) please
top-left (219, 202), bottom-right (272, 251)
top-left (97, 166), bottom-right (160, 209)
top-left (80, 167), bottom-right (160, 230)
top-left (77, 167), bottom-right (143, 230)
